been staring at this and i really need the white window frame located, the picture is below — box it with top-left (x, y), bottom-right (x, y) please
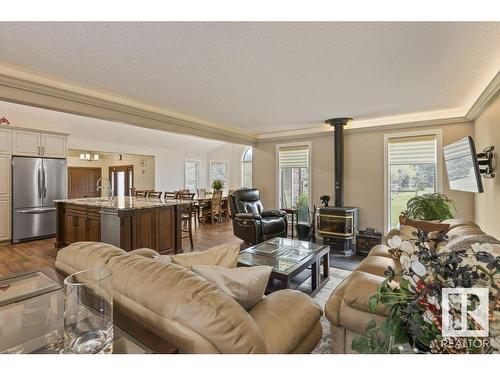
top-left (209, 160), bottom-right (230, 191)
top-left (276, 141), bottom-right (312, 210)
top-left (241, 146), bottom-right (253, 188)
top-left (383, 129), bottom-right (443, 233)
top-left (184, 159), bottom-right (201, 191)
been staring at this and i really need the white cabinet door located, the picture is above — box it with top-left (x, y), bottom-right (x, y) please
top-left (41, 133), bottom-right (67, 158)
top-left (0, 156), bottom-right (10, 197)
top-left (12, 130), bottom-right (41, 156)
top-left (0, 128), bottom-right (11, 154)
top-left (0, 198), bottom-right (10, 241)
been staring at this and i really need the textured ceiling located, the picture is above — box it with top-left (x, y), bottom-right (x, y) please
top-left (1, 22), bottom-right (499, 134)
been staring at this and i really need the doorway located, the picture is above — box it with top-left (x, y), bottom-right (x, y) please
top-left (68, 167), bottom-right (102, 199)
top-left (109, 165), bottom-right (134, 196)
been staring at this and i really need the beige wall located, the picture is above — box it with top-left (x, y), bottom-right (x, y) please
top-left (68, 152), bottom-right (155, 196)
top-left (474, 95), bottom-right (500, 238)
top-left (254, 122), bottom-right (475, 233)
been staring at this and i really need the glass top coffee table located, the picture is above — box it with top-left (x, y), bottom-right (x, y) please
top-left (238, 237), bottom-right (330, 296)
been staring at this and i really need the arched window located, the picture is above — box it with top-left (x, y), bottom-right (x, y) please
top-left (241, 146), bottom-right (253, 188)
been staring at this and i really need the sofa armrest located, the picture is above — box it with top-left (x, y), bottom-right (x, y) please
top-left (249, 289), bottom-right (322, 353)
top-left (129, 248), bottom-right (160, 258)
top-left (261, 209), bottom-right (286, 218)
top-left (235, 213), bottom-right (262, 221)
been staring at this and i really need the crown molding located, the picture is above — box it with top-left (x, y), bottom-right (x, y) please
top-left (0, 65), bottom-right (258, 146)
top-left (465, 70), bottom-right (500, 120)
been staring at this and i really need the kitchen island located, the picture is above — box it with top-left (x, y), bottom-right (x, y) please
top-left (54, 197), bottom-right (190, 254)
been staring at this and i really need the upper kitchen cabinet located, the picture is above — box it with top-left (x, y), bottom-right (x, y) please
top-left (12, 130), bottom-right (41, 156)
top-left (41, 133), bottom-right (67, 158)
top-left (11, 128), bottom-right (67, 158)
top-left (0, 128), bottom-right (11, 154)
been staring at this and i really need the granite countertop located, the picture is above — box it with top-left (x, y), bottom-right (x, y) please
top-left (54, 197), bottom-right (190, 211)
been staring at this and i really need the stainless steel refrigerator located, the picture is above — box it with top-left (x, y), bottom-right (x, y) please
top-left (12, 157), bottom-right (67, 243)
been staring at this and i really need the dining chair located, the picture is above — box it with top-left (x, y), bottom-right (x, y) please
top-left (134, 190), bottom-right (149, 198)
top-left (201, 190), bottom-right (223, 224)
top-left (163, 191), bottom-right (178, 200)
top-left (147, 191), bottom-right (162, 199)
top-left (177, 192), bottom-right (195, 248)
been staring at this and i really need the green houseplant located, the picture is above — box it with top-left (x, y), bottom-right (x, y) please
top-left (211, 179), bottom-right (225, 192)
top-left (404, 193), bottom-right (455, 221)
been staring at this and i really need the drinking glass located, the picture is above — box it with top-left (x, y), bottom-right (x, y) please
top-left (63, 268), bottom-right (113, 354)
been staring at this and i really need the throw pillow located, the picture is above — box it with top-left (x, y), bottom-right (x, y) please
top-left (192, 265), bottom-right (272, 310)
top-left (401, 217), bottom-right (450, 234)
top-left (171, 243), bottom-right (240, 269)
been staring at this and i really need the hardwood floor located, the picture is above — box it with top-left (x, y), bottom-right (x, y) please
top-left (0, 220), bottom-right (241, 278)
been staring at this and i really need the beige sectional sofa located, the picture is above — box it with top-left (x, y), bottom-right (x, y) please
top-left (55, 242), bottom-right (323, 354)
top-left (325, 219), bottom-right (488, 354)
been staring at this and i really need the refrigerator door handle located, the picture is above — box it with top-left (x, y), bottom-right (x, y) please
top-left (42, 165), bottom-right (47, 200)
top-left (37, 166), bottom-right (42, 199)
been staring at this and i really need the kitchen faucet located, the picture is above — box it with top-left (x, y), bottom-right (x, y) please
top-left (96, 177), bottom-right (113, 200)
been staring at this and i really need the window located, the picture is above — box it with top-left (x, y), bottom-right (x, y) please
top-left (278, 144), bottom-right (310, 222)
top-left (210, 161), bottom-right (229, 192)
top-left (241, 146), bottom-right (253, 188)
top-left (385, 133), bottom-right (441, 231)
top-left (184, 160), bottom-right (200, 191)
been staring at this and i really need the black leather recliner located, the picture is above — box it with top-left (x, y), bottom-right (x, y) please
top-left (229, 189), bottom-right (288, 245)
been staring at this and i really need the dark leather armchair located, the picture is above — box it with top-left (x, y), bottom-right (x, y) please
top-left (229, 189), bottom-right (287, 245)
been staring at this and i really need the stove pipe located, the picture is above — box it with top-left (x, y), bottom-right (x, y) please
top-left (325, 117), bottom-right (352, 207)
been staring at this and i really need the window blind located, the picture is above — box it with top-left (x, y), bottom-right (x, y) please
top-left (388, 135), bottom-right (436, 165)
top-left (279, 145), bottom-right (309, 168)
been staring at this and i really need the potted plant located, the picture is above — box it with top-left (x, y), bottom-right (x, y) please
top-left (211, 179), bottom-right (225, 192)
top-left (404, 192), bottom-right (455, 221)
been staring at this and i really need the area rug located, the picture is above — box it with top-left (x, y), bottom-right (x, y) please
top-left (309, 267), bottom-right (352, 354)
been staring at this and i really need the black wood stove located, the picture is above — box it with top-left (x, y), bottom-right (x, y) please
top-left (316, 117), bottom-right (359, 256)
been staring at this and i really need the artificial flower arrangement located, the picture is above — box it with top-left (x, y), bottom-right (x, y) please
top-left (352, 230), bottom-right (499, 354)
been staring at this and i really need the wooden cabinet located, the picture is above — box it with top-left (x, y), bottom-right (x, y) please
top-left (63, 205), bottom-right (100, 244)
top-left (157, 207), bottom-right (175, 254)
top-left (132, 209), bottom-right (156, 250)
top-left (41, 133), bottom-right (67, 158)
top-left (0, 129), bottom-right (11, 154)
top-left (12, 130), bottom-right (41, 156)
top-left (0, 156), bottom-right (10, 198)
top-left (88, 208), bottom-right (101, 242)
top-left (0, 199), bottom-right (11, 242)
top-left (56, 203), bottom-right (181, 254)
top-left (12, 129), bottom-right (67, 157)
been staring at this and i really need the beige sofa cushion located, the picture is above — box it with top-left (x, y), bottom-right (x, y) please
top-left (325, 271), bottom-right (387, 328)
top-left (105, 253), bottom-right (267, 353)
top-left (249, 289), bottom-right (322, 353)
top-left (446, 225), bottom-right (485, 238)
top-left (356, 255), bottom-right (398, 277)
top-left (441, 219), bottom-right (480, 231)
top-left (171, 243), bottom-right (240, 269)
top-left (54, 242), bottom-right (125, 276)
top-left (192, 265), bottom-right (272, 310)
